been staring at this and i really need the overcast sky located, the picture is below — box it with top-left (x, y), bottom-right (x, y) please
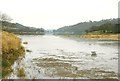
top-left (0, 0), bottom-right (119, 29)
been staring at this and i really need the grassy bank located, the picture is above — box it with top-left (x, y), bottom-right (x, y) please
top-left (80, 34), bottom-right (120, 40)
top-left (1, 31), bottom-right (25, 78)
top-left (62, 34), bottom-right (120, 41)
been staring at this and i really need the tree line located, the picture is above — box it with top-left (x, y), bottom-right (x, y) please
top-left (54, 18), bottom-right (118, 35)
top-left (85, 22), bottom-right (120, 34)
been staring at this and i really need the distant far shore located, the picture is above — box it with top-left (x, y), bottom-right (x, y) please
top-left (61, 34), bottom-right (120, 41)
top-left (80, 34), bottom-right (120, 41)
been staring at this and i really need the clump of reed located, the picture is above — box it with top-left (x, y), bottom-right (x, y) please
top-left (17, 68), bottom-right (25, 77)
top-left (23, 41), bottom-right (28, 44)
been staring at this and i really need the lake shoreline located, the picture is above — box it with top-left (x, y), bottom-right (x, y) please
top-left (80, 34), bottom-right (120, 41)
top-left (62, 34), bottom-right (120, 41)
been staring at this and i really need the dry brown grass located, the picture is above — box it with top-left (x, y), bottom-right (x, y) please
top-left (1, 31), bottom-right (25, 78)
top-left (23, 41), bottom-right (28, 44)
top-left (80, 34), bottom-right (120, 40)
top-left (17, 68), bottom-right (25, 77)
top-left (2, 31), bottom-right (21, 53)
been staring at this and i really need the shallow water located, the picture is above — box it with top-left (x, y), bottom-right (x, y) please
top-left (8, 35), bottom-right (118, 79)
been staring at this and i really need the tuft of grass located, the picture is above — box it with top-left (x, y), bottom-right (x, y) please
top-left (23, 41), bottom-right (28, 44)
top-left (17, 68), bottom-right (25, 77)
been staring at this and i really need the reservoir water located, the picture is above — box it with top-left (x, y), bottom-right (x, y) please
top-left (8, 35), bottom-right (118, 79)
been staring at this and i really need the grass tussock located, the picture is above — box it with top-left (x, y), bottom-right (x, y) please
top-left (1, 31), bottom-right (25, 78)
top-left (23, 41), bottom-right (28, 44)
top-left (17, 68), bottom-right (25, 77)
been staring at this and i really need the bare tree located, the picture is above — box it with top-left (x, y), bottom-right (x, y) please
top-left (0, 12), bottom-right (12, 22)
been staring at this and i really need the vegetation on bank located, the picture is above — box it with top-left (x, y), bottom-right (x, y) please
top-left (54, 18), bottom-right (119, 40)
top-left (80, 34), bottom-right (120, 40)
top-left (1, 31), bottom-right (25, 78)
top-left (85, 22), bottom-right (120, 34)
top-left (81, 22), bottom-right (119, 40)
top-left (62, 34), bottom-right (120, 41)
top-left (23, 41), bottom-right (28, 44)
top-left (17, 68), bottom-right (25, 77)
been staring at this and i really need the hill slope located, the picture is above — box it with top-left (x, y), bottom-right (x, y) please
top-left (1, 21), bottom-right (45, 35)
top-left (54, 18), bottom-right (118, 35)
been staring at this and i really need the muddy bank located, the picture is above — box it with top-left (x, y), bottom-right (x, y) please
top-left (32, 57), bottom-right (117, 79)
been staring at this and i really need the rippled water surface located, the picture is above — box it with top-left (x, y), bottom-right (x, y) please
top-left (8, 35), bottom-right (118, 79)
